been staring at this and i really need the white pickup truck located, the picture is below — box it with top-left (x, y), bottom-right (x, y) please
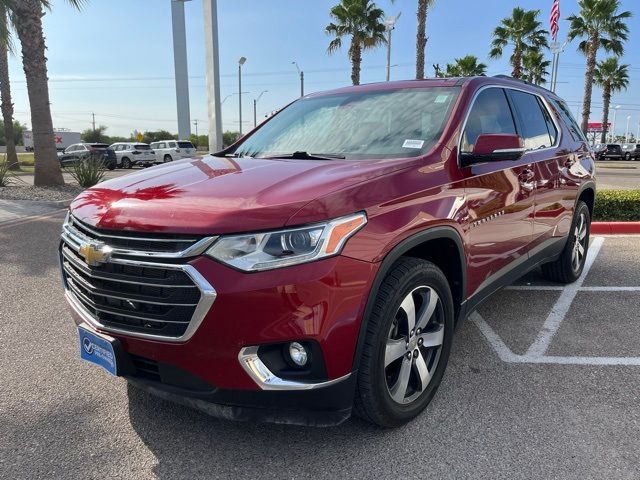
top-left (23, 130), bottom-right (82, 152)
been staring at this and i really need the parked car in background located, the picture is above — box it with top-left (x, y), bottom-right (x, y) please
top-left (601, 144), bottom-right (624, 160)
top-left (24, 130), bottom-right (81, 152)
top-left (60, 76), bottom-right (596, 427)
top-left (58, 143), bottom-right (116, 170)
top-left (109, 142), bottom-right (156, 168)
top-left (149, 140), bottom-right (196, 163)
top-left (592, 143), bottom-right (607, 160)
top-left (621, 143), bottom-right (640, 160)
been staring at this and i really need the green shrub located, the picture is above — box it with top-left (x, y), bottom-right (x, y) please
top-left (65, 155), bottom-right (107, 188)
top-left (594, 190), bottom-right (640, 222)
top-left (0, 161), bottom-right (10, 186)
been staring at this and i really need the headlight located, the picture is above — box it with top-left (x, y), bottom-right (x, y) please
top-left (206, 212), bottom-right (367, 271)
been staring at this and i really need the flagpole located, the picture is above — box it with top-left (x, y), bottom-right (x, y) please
top-left (549, 0), bottom-right (561, 92)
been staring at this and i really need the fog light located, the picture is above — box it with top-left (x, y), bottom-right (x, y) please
top-left (288, 342), bottom-right (308, 367)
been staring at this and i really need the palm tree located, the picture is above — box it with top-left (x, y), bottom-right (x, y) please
top-left (326, 0), bottom-right (387, 86)
top-left (0, 6), bottom-right (18, 170)
top-left (8, 0), bottom-right (85, 186)
top-left (594, 57), bottom-right (629, 144)
top-left (522, 51), bottom-right (551, 85)
top-left (567, 0), bottom-right (632, 134)
top-left (415, 0), bottom-right (435, 79)
top-left (434, 55), bottom-right (487, 78)
top-left (489, 7), bottom-right (548, 79)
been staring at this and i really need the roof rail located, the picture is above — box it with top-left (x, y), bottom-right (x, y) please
top-left (492, 74), bottom-right (555, 94)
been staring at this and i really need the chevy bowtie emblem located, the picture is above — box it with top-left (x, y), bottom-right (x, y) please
top-left (78, 241), bottom-right (112, 266)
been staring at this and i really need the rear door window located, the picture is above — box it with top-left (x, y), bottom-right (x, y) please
top-left (461, 88), bottom-right (516, 153)
top-left (507, 90), bottom-right (554, 150)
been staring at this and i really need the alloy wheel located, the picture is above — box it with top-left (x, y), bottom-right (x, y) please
top-left (572, 212), bottom-right (587, 272)
top-left (384, 286), bottom-right (444, 405)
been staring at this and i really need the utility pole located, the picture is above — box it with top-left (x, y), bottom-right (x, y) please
top-left (238, 57), bottom-right (246, 135)
top-left (292, 61), bottom-right (304, 97)
top-left (203, 0), bottom-right (223, 151)
top-left (612, 105), bottom-right (621, 143)
top-left (92, 112), bottom-right (96, 131)
top-left (636, 119), bottom-right (639, 143)
top-left (625, 115), bottom-right (631, 144)
top-left (384, 13), bottom-right (401, 82)
top-left (193, 119), bottom-right (199, 137)
top-left (253, 90), bottom-right (268, 128)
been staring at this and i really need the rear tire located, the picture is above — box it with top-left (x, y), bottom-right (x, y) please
top-left (541, 201), bottom-right (590, 284)
top-left (164, 154), bottom-right (173, 163)
top-left (354, 257), bottom-right (454, 427)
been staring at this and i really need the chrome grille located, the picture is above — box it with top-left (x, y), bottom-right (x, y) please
top-left (60, 214), bottom-right (217, 341)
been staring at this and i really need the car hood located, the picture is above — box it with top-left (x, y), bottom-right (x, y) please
top-left (69, 155), bottom-right (410, 234)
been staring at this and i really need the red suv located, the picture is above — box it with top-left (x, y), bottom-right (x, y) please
top-left (61, 76), bottom-right (595, 427)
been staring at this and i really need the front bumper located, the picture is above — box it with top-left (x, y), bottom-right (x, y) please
top-left (65, 252), bottom-right (378, 422)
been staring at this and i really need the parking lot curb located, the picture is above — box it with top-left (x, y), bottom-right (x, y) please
top-left (591, 222), bottom-right (640, 234)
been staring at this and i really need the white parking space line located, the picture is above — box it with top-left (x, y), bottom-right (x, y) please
top-left (471, 236), bottom-right (640, 366)
top-left (526, 236), bottom-right (605, 357)
top-left (505, 285), bottom-right (564, 291)
top-left (580, 286), bottom-right (640, 292)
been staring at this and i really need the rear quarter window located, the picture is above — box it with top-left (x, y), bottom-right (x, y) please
top-left (549, 98), bottom-right (587, 143)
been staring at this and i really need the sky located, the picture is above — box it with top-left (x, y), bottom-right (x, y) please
top-left (7, 0), bottom-right (640, 139)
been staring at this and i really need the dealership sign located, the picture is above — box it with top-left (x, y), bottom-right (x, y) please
top-left (587, 122), bottom-right (611, 133)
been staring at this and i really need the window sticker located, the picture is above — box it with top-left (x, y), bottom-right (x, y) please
top-left (402, 139), bottom-right (425, 149)
top-left (434, 94), bottom-right (449, 103)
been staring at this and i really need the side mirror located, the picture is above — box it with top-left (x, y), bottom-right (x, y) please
top-left (461, 134), bottom-right (526, 166)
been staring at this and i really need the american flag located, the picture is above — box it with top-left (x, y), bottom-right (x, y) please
top-left (550, 0), bottom-right (560, 40)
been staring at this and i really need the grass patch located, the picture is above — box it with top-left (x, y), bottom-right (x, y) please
top-left (18, 152), bottom-right (35, 166)
top-left (594, 190), bottom-right (640, 222)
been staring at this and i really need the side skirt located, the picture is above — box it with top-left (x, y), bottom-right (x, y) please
top-left (458, 236), bottom-right (567, 325)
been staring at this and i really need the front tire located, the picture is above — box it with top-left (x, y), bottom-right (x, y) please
top-left (541, 201), bottom-right (590, 284)
top-left (121, 157), bottom-right (132, 169)
top-left (354, 258), bottom-right (454, 427)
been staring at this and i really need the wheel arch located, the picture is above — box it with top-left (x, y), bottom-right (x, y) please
top-left (577, 182), bottom-right (596, 218)
top-left (352, 226), bottom-right (466, 370)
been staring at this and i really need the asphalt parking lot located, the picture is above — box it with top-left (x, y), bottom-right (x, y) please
top-left (1, 212), bottom-right (639, 479)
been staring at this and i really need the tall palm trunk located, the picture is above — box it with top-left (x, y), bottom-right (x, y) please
top-left (349, 38), bottom-right (362, 85)
top-left (581, 33), bottom-right (599, 134)
top-left (511, 48), bottom-right (522, 79)
top-left (415, 0), bottom-right (428, 79)
top-left (13, 0), bottom-right (63, 186)
top-left (0, 26), bottom-right (18, 170)
top-left (600, 85), bottom-right (611, 144)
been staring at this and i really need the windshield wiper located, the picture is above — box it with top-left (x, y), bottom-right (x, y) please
top-left (261, 151), bottom-right (346, 160)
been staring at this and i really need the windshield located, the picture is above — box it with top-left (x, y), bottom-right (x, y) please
top-left (233, 87), bottom-right (459, 160)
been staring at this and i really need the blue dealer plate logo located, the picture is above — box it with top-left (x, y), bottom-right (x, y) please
top-left (78, 327), bottom-right (118, 376)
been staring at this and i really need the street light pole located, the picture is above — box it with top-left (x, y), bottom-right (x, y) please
top-left (625, 115), bottom-right (631, 143)
top-left (238, 57), bottom-right (246, 135)
top-left (253, 90), bottom-right (268, 128)
top-left (611, 105), bottom-right (621, 143)
top-left (292, 61), bottom-right (304, 97)
top-left (384, 13), bottom-right (401, 82)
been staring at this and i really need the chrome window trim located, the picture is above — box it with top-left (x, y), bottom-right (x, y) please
top-left (456, 84), bottom-right (563, 167)
top-left (238, 346), bottom-right (352, 391)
